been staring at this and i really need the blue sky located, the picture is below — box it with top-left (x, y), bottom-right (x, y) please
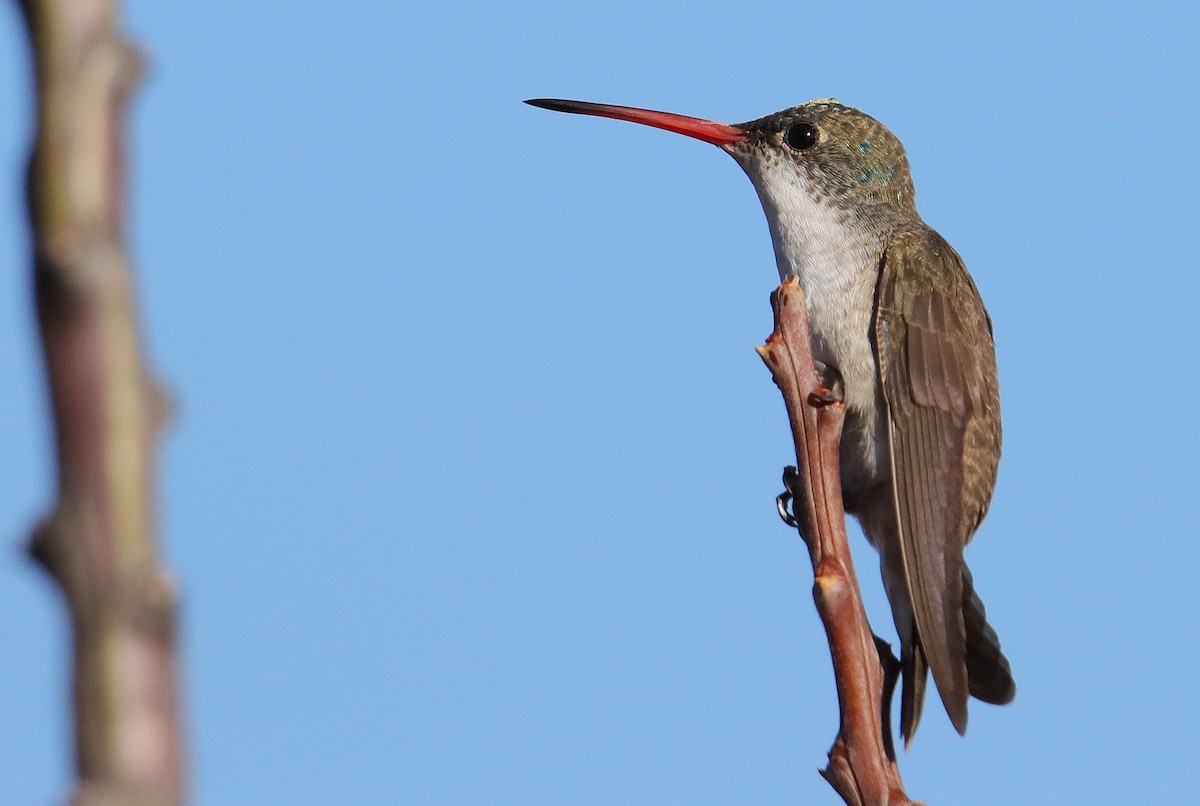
top-left (1, 2), bottom-right (1197, 803)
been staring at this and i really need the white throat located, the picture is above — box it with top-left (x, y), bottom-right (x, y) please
top-left (742, 161), bottom-right (876, 287)
top-left (738, 158), bottom-right (884, 419)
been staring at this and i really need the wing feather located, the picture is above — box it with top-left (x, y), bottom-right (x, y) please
top-left (875, 226), bottom-right (1000, 735)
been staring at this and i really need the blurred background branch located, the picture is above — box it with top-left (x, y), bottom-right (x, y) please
top-left (15, 1), bottom-right (183, 803)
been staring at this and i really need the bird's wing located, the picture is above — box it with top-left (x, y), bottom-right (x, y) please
top-left (874, 226), bottom-right (1001, 735)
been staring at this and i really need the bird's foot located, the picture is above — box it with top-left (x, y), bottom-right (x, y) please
top-left (776, 465), bottom-right (805, 535)
top-left (776, 488), bottom-right (799, 528)
top-left (807, 360), bottom-right (845, 408)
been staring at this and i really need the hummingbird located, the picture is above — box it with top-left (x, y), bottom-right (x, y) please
top-left (525, 97), bottom-right (1015, 743)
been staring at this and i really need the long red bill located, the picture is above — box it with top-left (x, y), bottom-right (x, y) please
top-left (525, 98), bottom-right (745, 146)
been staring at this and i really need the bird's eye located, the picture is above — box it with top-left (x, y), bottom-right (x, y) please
top-left (785, 123), bottom-right (818, 150)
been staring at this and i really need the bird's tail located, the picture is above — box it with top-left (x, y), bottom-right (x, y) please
top-left (962, 565), bottom-right (1016, 705)
top-left (899, 635), bottom-right (927, 747)
top-left (900, 565), bottom-right (1014, 744)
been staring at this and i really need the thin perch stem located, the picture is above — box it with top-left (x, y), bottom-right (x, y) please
top-left (15, 1), bottom-right (185, 804)
top-left (757, 278), bottom-right (915, 806)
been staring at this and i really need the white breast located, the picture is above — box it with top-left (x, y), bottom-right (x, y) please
top-left (740, 160), bottom-right (883, 419)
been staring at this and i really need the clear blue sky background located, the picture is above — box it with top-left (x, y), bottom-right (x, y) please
top-left (1, 2), bottom-right (1197, 804)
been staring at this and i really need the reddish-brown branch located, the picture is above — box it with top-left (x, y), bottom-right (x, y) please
top-left (757, 279), bottom-right (916, 806)
top-left (16, 1), bottom-right (184, 804)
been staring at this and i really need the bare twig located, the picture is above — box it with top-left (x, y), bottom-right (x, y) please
top-left (757, 279), bottom-right (915, 806)
top-left (15, 1), bottom-right (184, 804)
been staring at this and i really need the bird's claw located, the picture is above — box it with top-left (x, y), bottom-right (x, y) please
top-left (776, 465), bottom-right (802, 528)
top-left (776, 489), bottom-right (798, 527)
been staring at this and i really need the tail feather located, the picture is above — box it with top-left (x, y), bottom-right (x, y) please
top-left (962, 566), bottom-right (1016, 704)
top-left (900, 565), bottom-right (1014, 744)
top-left (899, 638), bottom-right (927, 746)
